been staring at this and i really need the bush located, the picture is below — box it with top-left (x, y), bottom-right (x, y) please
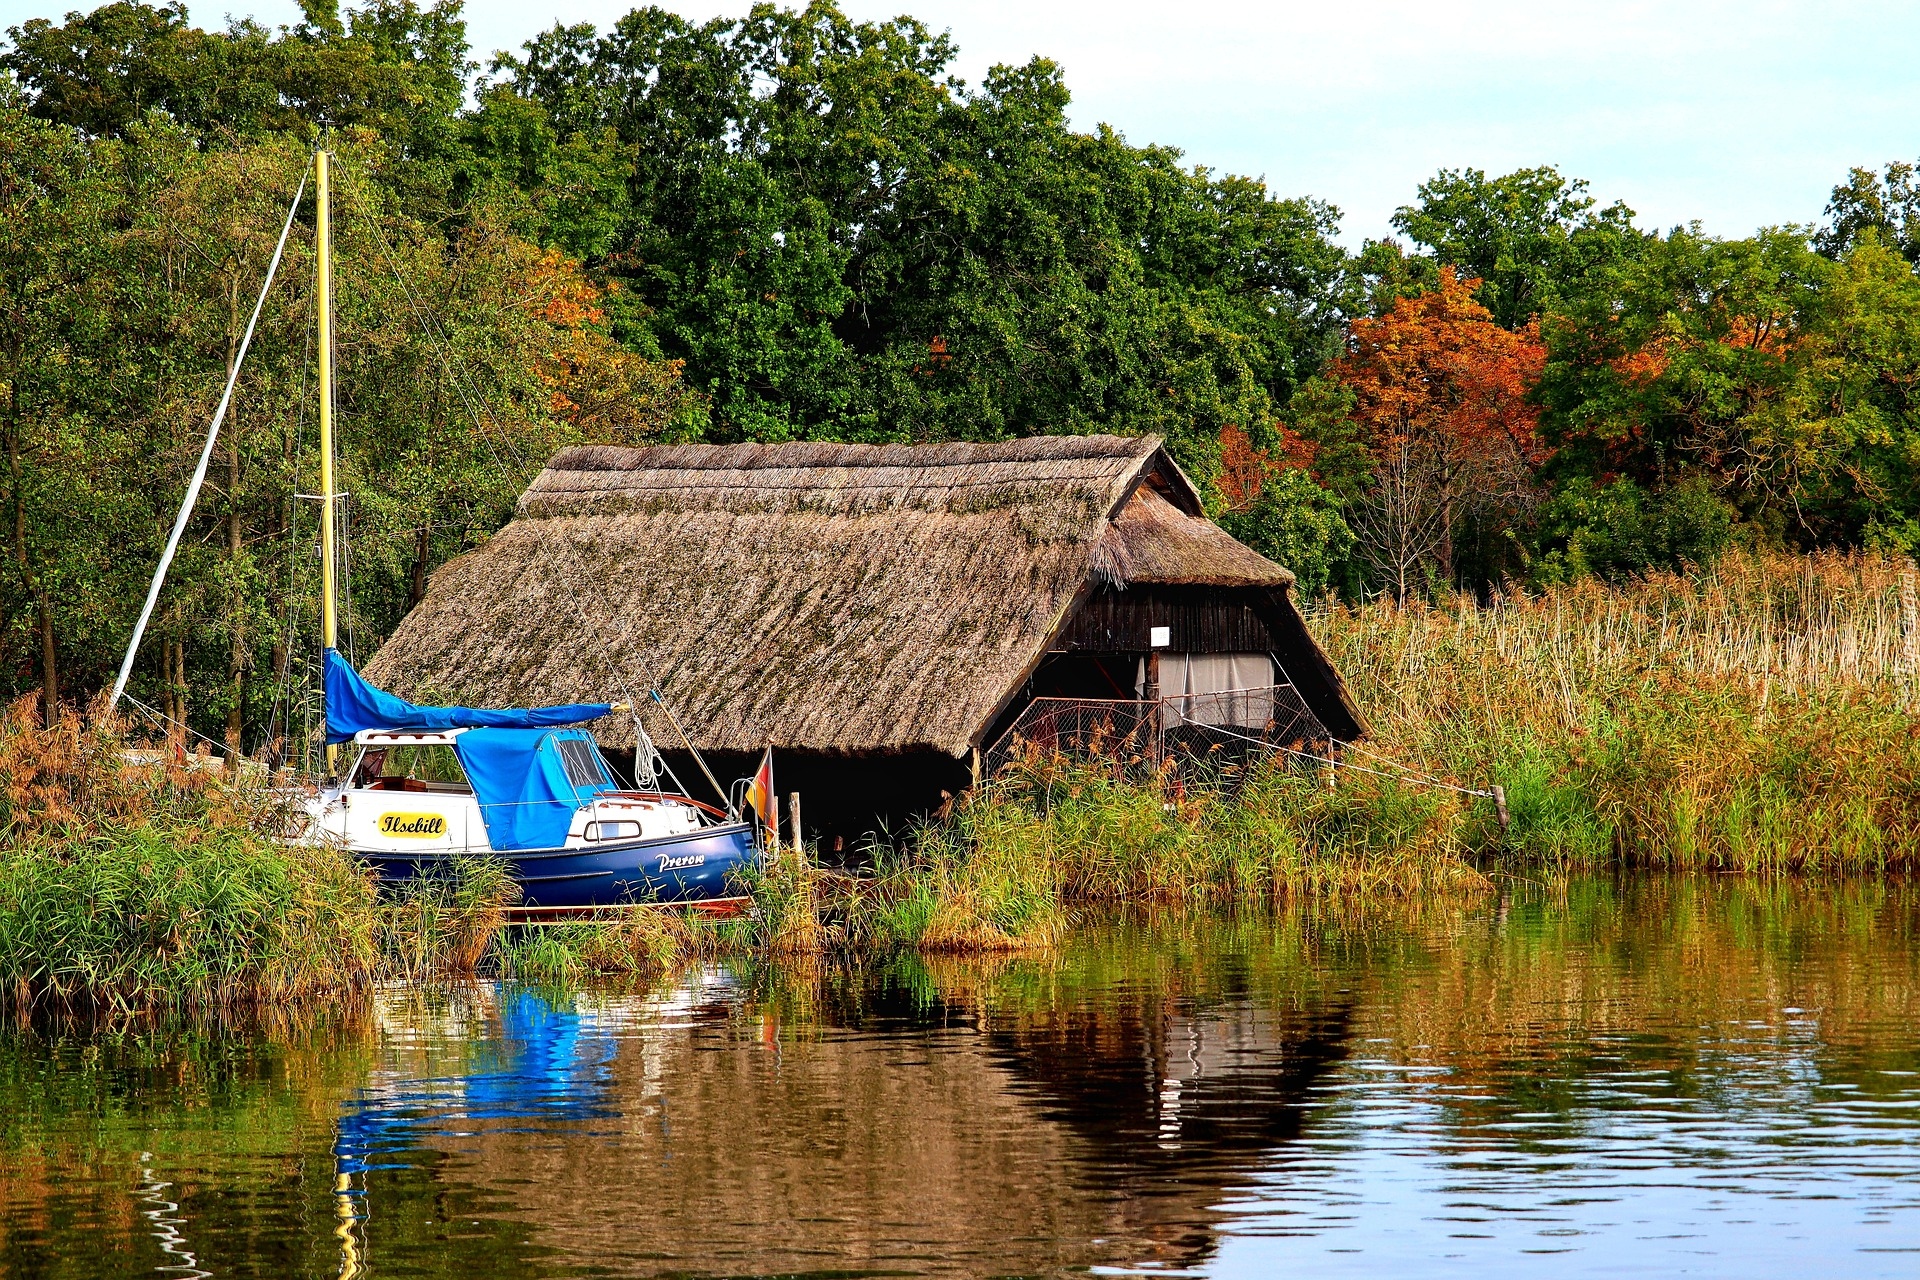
top-left (1533, 475), bottom-right (1735, 582)
top-left (1220, 467), bottom-right (1355, 596)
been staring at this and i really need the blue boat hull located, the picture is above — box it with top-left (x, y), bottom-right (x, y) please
top-left (358, 821), bottom-right (761, 908)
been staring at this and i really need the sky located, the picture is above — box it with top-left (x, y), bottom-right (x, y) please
top-left (4, 0), bottom-right (1919, 244)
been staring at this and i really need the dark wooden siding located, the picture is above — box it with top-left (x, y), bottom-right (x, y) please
top-left (1054, 585), bottom-right (1274, 653)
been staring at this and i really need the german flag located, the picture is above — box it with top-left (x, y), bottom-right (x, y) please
top-left (744, 748), bottom-right (774, 828)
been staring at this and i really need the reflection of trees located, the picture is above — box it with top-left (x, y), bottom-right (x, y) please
top-left (0, 1005), bottom-right (387, 1279)
top-left (781, 948), bottom-right (1361, 1266)
top-left (1344, 877), bottom-right (1920, 1139)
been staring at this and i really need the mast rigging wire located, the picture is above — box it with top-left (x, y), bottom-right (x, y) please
top-left (111, 169), bottom-right (311, 711)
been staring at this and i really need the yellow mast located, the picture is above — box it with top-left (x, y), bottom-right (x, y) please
top-left (316, 149), bottom-right (339, 770)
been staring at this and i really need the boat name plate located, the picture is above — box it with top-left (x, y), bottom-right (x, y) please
top-left (378, 812), bottom-right (449, 838)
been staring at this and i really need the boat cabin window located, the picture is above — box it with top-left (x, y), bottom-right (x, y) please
top-left (556, 737), bottom-right (610, 791)
top-left (351, 744), bottom-right (472, 794)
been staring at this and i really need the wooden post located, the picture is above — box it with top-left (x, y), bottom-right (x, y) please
top-left (1903, 563), bottom-right (1917, 706)
top-left (1144, 650), bottom-right (1163, 768)
top-left (788, 791), bottom-right (802, 855)
top-left (1492, 784), bottom-right (1512, 832)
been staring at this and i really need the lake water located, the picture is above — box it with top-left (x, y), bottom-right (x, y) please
top-left (4, 875), bottom-right (1920, 1278)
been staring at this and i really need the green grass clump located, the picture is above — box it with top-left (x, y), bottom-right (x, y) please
top-left (853, 829), bottom-right (1066, 952)
top-left (378, 855), bottom-right (521, 980)
top-left (0, 698), bottom-right (537, 1008)
top-left (0, 824), bottom-right (380, 1013)
top-left (491, 911), bottom-right (694, 982)
top-left (0, 697), bottom-right (380, 1012)
top-left (936, 753), bottom-right (1484, 908)
top-left (779, 752), bottom-right (1484, 958)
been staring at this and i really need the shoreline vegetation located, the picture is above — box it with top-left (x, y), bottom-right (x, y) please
top-left (3, 549), bottom-right (1915, 1012)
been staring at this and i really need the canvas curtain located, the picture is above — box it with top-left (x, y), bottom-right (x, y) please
top-left (453, 727), bottom-right (618, 852)
top-left (1135, 652), bottom-right (1277, 727)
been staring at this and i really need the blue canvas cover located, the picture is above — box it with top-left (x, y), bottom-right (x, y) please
top-left (454, 727), bottom-right (617, 851)
top-left (324, 648), bottom-right (610, 744)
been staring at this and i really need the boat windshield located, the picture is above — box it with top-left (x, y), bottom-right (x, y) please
top-left (351, 744), bottom-right (472, 794)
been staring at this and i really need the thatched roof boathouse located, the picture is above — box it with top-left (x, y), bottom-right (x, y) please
top-left (364, 435), bottom-right (1364, 841)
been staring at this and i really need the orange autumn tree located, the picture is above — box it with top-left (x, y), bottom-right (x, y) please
top-left (521, 245), bottom-right (694, 437)
top-left (1332, 267), bottom-right (1548, 598)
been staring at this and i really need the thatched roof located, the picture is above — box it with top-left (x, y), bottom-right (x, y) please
top-left (1094, 485), bottom-right (1288, 587)
top-left (365, 435), bottom-right (1356, 757)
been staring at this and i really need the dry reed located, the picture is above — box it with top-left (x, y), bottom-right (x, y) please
top-left (1308, 550), bottom-right (1920, 870)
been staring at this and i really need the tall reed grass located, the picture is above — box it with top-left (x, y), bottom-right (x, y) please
top-left (863, 551), bottom-right (1920, 949)
top-left (751, 751), bottom-right (1489, 955)
top-left (0, 698), bottom-right (379, 1011)
top-left (5, 552), bottom-right (1912, 1001)
top-left (1309, 550), bottom-right (1920, 871)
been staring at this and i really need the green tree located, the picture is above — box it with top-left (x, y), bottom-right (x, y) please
top-left (3, 1), bottom-right (475, 171)
top-left (1532, 224), bottom-right (1920, 561)
top-left (1817, 160), bottom-right (1920, 264)
top-left (1218, 468), bottom-right (1353, 598)
top-left (1532, 475), bottom-right (1734, 582)
top-left (1391, 165), bottom-right (1642, 329)
top-left (0, 89), bottom-right (695, 747)
top-left (489, 3), bottom-right (1352, 479)
top-left (0, 91), bottom-right (122, 720)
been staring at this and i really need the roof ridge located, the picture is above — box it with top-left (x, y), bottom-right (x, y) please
top-left (547, 435), bottom-right (1162, 474)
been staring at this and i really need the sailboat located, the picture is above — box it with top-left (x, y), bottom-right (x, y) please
top-left (110, 148), bottom-right (761, 911)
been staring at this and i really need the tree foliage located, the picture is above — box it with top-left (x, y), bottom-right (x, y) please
top-left (480, 4), bottom-right (1353, 480)
top-left (4, 0), bottom-right (1920, 743)
top-left (1818, 160), bottom-right (1920, 264)
top-left (1294, 270), bottom-right (1546, 597)
top-left (1391, 165), bottom-right (1643, 329)
top-left (0, 81), bottom-right (693, 741)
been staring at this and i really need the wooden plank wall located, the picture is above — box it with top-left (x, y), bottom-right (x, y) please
top-left (1054, 585), bottom-right (1273, 653)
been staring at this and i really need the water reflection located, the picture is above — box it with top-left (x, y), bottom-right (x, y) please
top-left (336, 970), bottom-right (1349, 1275)
top-left (977, 985), bottom-right (1356, 1266)
top-left (3, 876), bottom-right (1920, 1278)
top-left (336, 989), bottom-right (621, 1175)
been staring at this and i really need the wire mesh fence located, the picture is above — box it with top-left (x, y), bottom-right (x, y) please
top-left (981, 684), bottom-right (1332, 786)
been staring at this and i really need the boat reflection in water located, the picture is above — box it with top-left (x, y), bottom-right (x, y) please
top-left (334, 989), bottom-right (621, 1176)
top-left (326, 960), bottom-right (1355, 1276)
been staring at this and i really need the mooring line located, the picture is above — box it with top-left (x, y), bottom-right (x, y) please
top-left (119, 692), bottom-right (235, 760)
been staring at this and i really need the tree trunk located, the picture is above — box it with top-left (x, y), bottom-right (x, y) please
top-left (7, 416), bottom-right (55, 725)
top-left (37, 600), bottom-right (56, 725)
top-left (169, 636), bottom-right (188, 731)
top-left (226, 276), bottom-right (245, 757)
